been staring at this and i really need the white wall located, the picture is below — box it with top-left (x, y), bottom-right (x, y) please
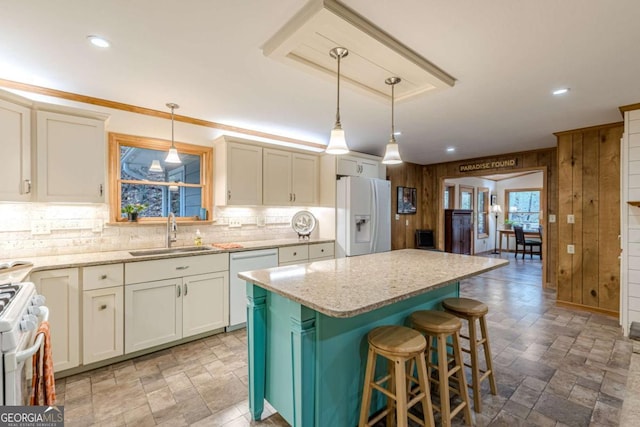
top-left (622, 109), bottom-right (640, 335)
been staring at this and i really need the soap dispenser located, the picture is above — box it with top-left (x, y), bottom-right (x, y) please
top-left (194, 229), bottom-right (203, 246)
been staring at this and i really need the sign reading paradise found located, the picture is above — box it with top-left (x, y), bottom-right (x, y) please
top-left (459, 158), bottom-right (518, 173)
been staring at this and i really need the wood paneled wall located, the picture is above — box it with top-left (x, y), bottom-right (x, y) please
top-left (386, 162), bottom-right (425, 249)
top-left (555, 123), bottom-right (622, 313)
top-left (422, 148), bottom-right (558, 288)
top-left (387, 149), bottom-right (556, 287)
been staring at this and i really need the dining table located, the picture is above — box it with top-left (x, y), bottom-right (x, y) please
top-left (498, 228), bottom-right (541, 253)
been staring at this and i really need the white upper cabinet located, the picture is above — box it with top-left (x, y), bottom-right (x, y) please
top-left (263, 148), bottom-right (292, 205)
top-left (0, 95), bottom-right (32, 201)
top-left (291, 152), bottom-right (319, 206)
top-left (263, 148), bottom-right (318, 206)
top-left (215, 137), bottom-right (263, 205)
top-left (36, 110), bottom-right (106, 203)
top-left (336, 154), bottom-right (382, 179)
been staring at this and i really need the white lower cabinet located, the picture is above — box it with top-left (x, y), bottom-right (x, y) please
top-left (278, 243), bottom-right (335, 265)
top-left (125, 278), bottom-right (183, 353)
top-left (124, 254), bottom-right (229, 354)
top-left (30, 268), bottom-right (80, 372)
top-left (183, 272), bottom-right (229, 338)
top-left (83, 286), bottom-right (124, 364)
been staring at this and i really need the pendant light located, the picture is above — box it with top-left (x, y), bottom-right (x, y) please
top-left (165, 103), bottom-right (181, 164)
top-left (325, 47), bottom-right (350, 155)
top-left (382, 77), bottom-right (402, 165)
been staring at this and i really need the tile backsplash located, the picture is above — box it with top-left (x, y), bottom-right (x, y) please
top-left (0, 203), bottom-right (328, 259)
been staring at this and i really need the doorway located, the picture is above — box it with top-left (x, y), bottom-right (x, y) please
top-left (438, 168), bottom-right (548, 288)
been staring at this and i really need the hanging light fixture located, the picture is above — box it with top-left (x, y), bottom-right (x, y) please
top-left (165, 103), bottom-right (181, 164)
top-left (382, 77), bottom-right (402, 164)
top-left (325, 47), bottom-right (349, 155)
top-left (149, 159), bottom-right (163, 172)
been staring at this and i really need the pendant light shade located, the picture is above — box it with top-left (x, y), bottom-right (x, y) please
top-left (165, 103), bottom-right (181, 164)
top-left (382, 77), bottom-right (403, 165)
top-left (326, 47), bottom-right (350, 155)
top-left (149, 159), bottom-right (163, 172)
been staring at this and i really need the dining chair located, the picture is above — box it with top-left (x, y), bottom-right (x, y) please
top-left (514, 226), bottom-right (541, 259)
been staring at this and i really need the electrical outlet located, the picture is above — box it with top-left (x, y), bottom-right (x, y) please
top-left (395, 214), bottom-right (400, 221)
top-left (31, 220), bottom-right (51, 235)
top-left (228, 218), bottom-right (242, 228)
top-left (567, 214), bottom-right (575, 224)
top-left (567, 244), bottom-right (575, 254)
top-left (257, 216), bottom-right (266, 227)
top-left (549, 214), bottom-right (556, 223)
top-left (92, 221), bottom-right (103, 233)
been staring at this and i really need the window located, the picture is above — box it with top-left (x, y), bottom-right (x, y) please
top-left (477, 188), bottom-right (489, 238)
top-left (505, 188), bottom-right (541, 229)
top-left (460, 186), bottom-right (474, 210)
top-left (108, 133), bottom-right (213, 223)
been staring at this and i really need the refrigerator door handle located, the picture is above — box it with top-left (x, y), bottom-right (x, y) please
top-left (370, 179), bottom-right (378, 253)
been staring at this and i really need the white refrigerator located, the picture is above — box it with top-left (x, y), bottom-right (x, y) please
top-left (336, 176), bottom-right (391, 257)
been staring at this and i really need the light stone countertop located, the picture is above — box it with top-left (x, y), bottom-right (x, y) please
top-left (238, 249), bottom-right (509, 318)
top-left (1, 238), bottom-right (334, 277)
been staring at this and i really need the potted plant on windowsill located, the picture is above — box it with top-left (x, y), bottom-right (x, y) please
top-left (121, 203), bottom-right (147, 222)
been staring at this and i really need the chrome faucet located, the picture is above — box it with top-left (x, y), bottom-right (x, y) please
top-left (167, 212), bottom-right (177, 248)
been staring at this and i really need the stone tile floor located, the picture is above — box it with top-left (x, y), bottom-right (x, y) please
top-left (56, 253), bottom-right (634, 426)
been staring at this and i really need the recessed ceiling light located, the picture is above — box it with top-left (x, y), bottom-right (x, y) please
top-left (87, 35), bottom-right (110, 48)
top-left (393, 131), bottom-right (402, 136)
top-left (446, 147), bottom-right (455, 152)
top-left (552, 88), bottom-right (570, 95)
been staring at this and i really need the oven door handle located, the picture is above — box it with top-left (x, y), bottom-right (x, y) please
top-left (15, 306), bottom-right (49, 364)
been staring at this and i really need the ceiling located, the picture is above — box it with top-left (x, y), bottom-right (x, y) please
top-left (1, 0), bottom-right (639, 165)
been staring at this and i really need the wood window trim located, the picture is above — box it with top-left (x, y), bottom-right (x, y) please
top-left (108, 132), bottom-right (213, 224)
top-left (477, 187), bottom-right (489, 239)
top-left (505, 187), bottom-right (542, 223)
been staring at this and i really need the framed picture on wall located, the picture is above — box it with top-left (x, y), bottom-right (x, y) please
top-left (397, 187), bottom-right (417, 214)
top-left (491, 194), bottom-right (497, 205)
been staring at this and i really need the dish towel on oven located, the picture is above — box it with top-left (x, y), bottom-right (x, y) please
top-left (30, 320), bottom-right (56, 405)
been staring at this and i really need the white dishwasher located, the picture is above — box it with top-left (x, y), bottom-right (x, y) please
top-left (228, 248), bottom-right (279, 330)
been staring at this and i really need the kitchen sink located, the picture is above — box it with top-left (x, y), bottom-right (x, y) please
top-left (129, 246), bottom-right (215, 257)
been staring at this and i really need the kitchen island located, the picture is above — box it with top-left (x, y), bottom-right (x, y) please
top-left (239, 249), bottom-right (508, 426)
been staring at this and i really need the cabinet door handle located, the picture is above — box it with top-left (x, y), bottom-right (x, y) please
top-left (293, 252), bottom-right (297, 256)
top-left (99, 184), bottom-right (103, 196)
top-left (98, 304), bottom-right (107, 310)
top-left (289, 193), bottom-right (292, 202)
top-left (24, 179), bottom-right (31, 194)
top-left (184, 283), bottom-right (188, 296)
top-left (321, 249), bottom-right (324, 252)
top-left (177, 286), bottom-right (181, 297)
top-left (228, 190), bottom-right (231, 201)
top-left (176, 266), bottom-right (190, 271)
top-left (293, 193), bottom-right (296, 202)
top-left (99, 274), bottom-right (107, 280)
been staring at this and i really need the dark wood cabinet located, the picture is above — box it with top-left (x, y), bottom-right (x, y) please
top-left (444, 209), bottom-right (473, 254)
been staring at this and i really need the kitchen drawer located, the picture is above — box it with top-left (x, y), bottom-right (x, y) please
top-left (309, 242), bottom-right (334, 260)
top-left (125, 253), bottom-right (229, 285)
top-left (278, 245), bottom-right (309, 265)
top-left (83, 263), bottom-right (124, 290)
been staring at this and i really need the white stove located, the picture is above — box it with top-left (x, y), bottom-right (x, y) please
top-left (0, 280), bottom-right (48, 405)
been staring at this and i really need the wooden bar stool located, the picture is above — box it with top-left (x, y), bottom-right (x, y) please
top-left (359, 325), bottom-right (435, 427)
top-left (442, 297), bottom-right (497, 413)
top-left (409, 310), bottom-right (472, 427)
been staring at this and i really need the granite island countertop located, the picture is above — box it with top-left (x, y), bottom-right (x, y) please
top-left (1, 238), bottom-right (334, 275)
top-left (239, 249), bottom-right (508, 318)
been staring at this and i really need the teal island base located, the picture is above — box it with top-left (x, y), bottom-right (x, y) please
top-left (246, 281), bottom-right (460, 426)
